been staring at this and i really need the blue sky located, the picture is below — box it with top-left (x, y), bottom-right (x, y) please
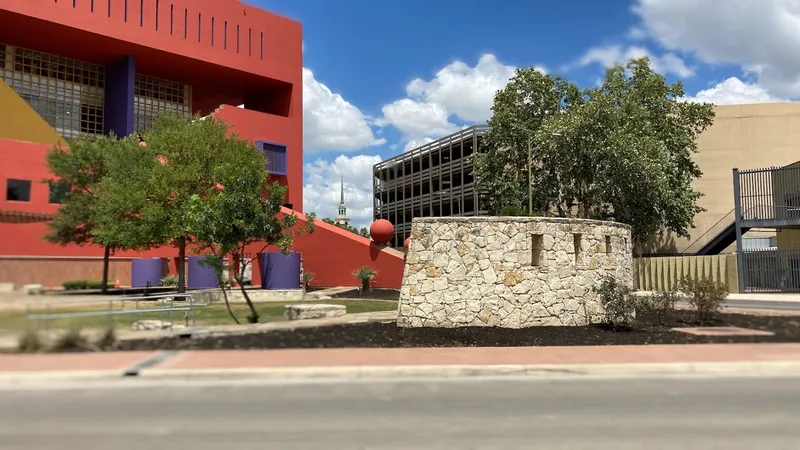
top-left (248, 0), bottom-right (794, 228)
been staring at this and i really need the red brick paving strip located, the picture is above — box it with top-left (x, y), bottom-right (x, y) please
top-left (156, 343), bottom-right (800, 370)
top-left (2, 344), bottom-right (800, 373)
top-left (0, 351), bottom-right (157, 372)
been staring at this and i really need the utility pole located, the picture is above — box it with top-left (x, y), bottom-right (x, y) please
top-left (528, 136), bottom-right (533, 216)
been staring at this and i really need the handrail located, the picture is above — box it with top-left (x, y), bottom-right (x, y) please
top-left (684, 209), bottom-right (735, 254)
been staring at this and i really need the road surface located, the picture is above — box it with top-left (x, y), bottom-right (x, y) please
top-left (0, 375), bottom-right (798, 449)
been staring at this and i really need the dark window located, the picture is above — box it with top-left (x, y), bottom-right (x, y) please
top-left (7, 179), bottom-right (31, 202)
top-left (49, 181), bottom-right (69, 204)
top-left (258, 142), bottom-right (287, 175)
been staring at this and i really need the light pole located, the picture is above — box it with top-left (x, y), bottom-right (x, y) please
top-left (527, 136), bottom-right (532, 216)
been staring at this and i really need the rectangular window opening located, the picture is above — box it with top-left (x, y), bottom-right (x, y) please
top-left (211, 17), bottom-right (215, 45)
top-left (224, 21), bottom-right (228, 49)
top-left (124, 0), bottom-right (128, 21)
top-left (260, 31), bottom-right (263, 59)
top-left (170, 4), bottom-right (174, 35)
top-left (605, 235), bottom-right (612, 254)
top-left (198, 13), bottom-right (201, 42)
top-left (531, 234), bottom-right (543, 266)
top-left (155, 0), bottom-right (159, 30)
top-left (236, 24), bottom-right (240, 53)
top-left (248, 28), bottom-right (252, 56)
top-left (139, 0), bottom-right (144, 26)
top-left (73, 0), bottom-right (76, 7)
top-left (6, 179), bottom-right (31, 202)
top-left (573, 234), bottom-right (583, 265)
top-left (107, 0), bottom-right (111, 17)
top-left (183, 8), bottom-right (188, 39)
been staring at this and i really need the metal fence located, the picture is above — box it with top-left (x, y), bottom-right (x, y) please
top-left (741, 249), bottom-right (800, 293)
top-left (25, 293), bottom-right (210, 331)
top-left (736, 165), bottom-right (800, 223)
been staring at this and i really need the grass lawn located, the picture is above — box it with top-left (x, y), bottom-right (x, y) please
top-left (0, 299), bottom-right (397, 331)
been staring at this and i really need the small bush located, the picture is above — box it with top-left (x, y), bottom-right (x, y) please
top-left (594, 276), bottom-right (636, 328)
top-left (51, 328), bottom-right (89, 351)
top-left (62, 280), bottom-right (112, 290)
top-left (679, 277), bottom-right (729, 323)
top-left (17, 329), bottom-right (43, 353)
top-left (94, 327), bottom-right (117, 350)
top-left (639, 290), bottom-right (681, 325)
top-left (303, 271), bottom-right (315, 286)
top-left (353, 266), bottom-right (378, 290)
top-left (160, 274), bottom-right (179, 287)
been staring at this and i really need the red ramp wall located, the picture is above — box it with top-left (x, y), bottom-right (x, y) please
top-left (247, 208), bottom-right (404, 289)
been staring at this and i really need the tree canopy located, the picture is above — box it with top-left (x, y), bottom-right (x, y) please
top-left (45, 133), bottom-right (140, 292)
top-left (474, 57), bottom-right (715, 244)
top-left (320, 217), bottom-right (370, 238)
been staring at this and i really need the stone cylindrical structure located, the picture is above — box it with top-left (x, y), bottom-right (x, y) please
top-left (398, 217), bottom-right (633, 328)
top-left (131, 258), bottom-right (163, 287)
top-left (259, 251), bottom-right (301, 290)
top-left (187, 256), bottom-right (219, 289)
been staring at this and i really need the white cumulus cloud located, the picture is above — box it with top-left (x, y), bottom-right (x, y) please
top-left (575, 44), bottom-right (694, 78)
top-left (632, 0), bottom-right (800, 98)
top-left (377, 54), bottom-right (531, 150)
top-left (303, 68), bottom-right (386, 152)
top-left (681, 77), bottom-right (786, 105)
top-left (303, 154), bottom-right (382, 229)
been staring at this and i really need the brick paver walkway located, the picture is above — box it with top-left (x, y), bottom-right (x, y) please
top-left (2, 343), bottom-right (800, 374)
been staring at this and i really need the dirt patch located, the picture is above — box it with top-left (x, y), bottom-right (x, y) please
top-left (114, 310), bottom-right (800, 352)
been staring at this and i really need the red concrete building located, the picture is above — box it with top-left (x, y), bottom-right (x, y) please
top-left (0, 0), bottom-right (403, 289)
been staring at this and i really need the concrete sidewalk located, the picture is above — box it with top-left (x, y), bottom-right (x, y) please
top-left (2, 343), bottom-right (800, 383)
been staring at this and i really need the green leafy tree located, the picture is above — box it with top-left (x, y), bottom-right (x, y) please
top-left (473, 67), bottom-right (583, 214)
top-left (93, 113), bottom-right (243, 293)
top-left (186, 156), bottom-right (315, 324)
top-left (533, 58), bottom-right (714, 244)
top-left (476, 58), bottom-right (714, 246)
top-left (320, 217), bottom-right (370, 238)
top-left (44, 134), bottom-right (138, 293)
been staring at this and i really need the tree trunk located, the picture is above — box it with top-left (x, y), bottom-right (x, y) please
top-left (237, 260), bottom-right (259, 323)
top-left (177, 236), bottom-right (186, 294)
top-left (100, 245), bottom-right (111, 294)
top-left (216, 271), bottom-right (239, 324)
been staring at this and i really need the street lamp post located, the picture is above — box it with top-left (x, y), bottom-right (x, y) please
top-left (527, 136), bottom-right (532, 217)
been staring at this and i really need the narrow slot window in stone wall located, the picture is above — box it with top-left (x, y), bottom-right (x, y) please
top-left (605, 235), bottom-right (612, 254)
top-left (573, 234), bottom-right (583, 265)
top-left (531, 234), bottom-right (543, 266)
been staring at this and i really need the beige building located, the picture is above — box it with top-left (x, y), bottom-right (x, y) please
top-left (652, 102), bottom-right (800, 255)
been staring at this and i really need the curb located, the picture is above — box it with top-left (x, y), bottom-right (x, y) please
top-left (136, 361), bottom-right (800, 380)
top-left (0, 370), bottom-right (123, 384)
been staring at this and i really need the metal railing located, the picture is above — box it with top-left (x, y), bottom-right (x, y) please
top-left (684, 209), bottom-right (735, 254)
top-left (25, 293), bottom-right (209, 331)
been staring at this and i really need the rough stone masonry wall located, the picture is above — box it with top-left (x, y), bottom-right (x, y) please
top-left (397, 217), bottom-right (633, 328)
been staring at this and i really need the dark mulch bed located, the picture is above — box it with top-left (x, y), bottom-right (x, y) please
top-left (115, 310), bottom-right (800, 352)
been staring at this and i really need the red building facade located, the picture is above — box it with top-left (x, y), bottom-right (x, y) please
top-left (0, 0), bottom-right (404, 289)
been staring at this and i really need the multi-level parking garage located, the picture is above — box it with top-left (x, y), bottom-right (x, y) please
top-left (372, 125), bottom-right (489, 248)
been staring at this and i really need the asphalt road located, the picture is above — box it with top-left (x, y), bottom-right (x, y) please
top-left (0, 375), bottom-right (799, 449)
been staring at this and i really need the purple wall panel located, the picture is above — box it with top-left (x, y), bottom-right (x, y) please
top-left (187, 256), bottom-right (219, 289)
top-left (259, 251), bottom-right (300, 289)
top-left (104, 55), bottom-right (135, 137)
top-left (255, 140), bottom-right (288, 175)
top-left (131, 258), bottom-right (163, 287)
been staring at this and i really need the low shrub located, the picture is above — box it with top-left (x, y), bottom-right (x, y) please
top-left (639, 290), bottom-right (681, 325)
top-left (594, 276), bottom-right (636, 328)
top-left (679, 277), bottom-right (729, 323)
top-left (160, 274), bottom-right (179, 287)
top-left (51, 328), bottom-right (89, 351)
top-left (62, 279), bottom-right (113, 290)
top-left (353, 266), bottom-right (378, 290)
top-left (17, 329), bottom-right (43, 353)
top-left (303, 271), bottom-right (315, 287)
top-left (94, 327), bottom-right (117, 350)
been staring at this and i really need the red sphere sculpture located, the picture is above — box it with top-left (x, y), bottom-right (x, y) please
top-left (403, 237), bottom-right (410, 250)
top-left (370, 219), bottom-right (394, 245)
